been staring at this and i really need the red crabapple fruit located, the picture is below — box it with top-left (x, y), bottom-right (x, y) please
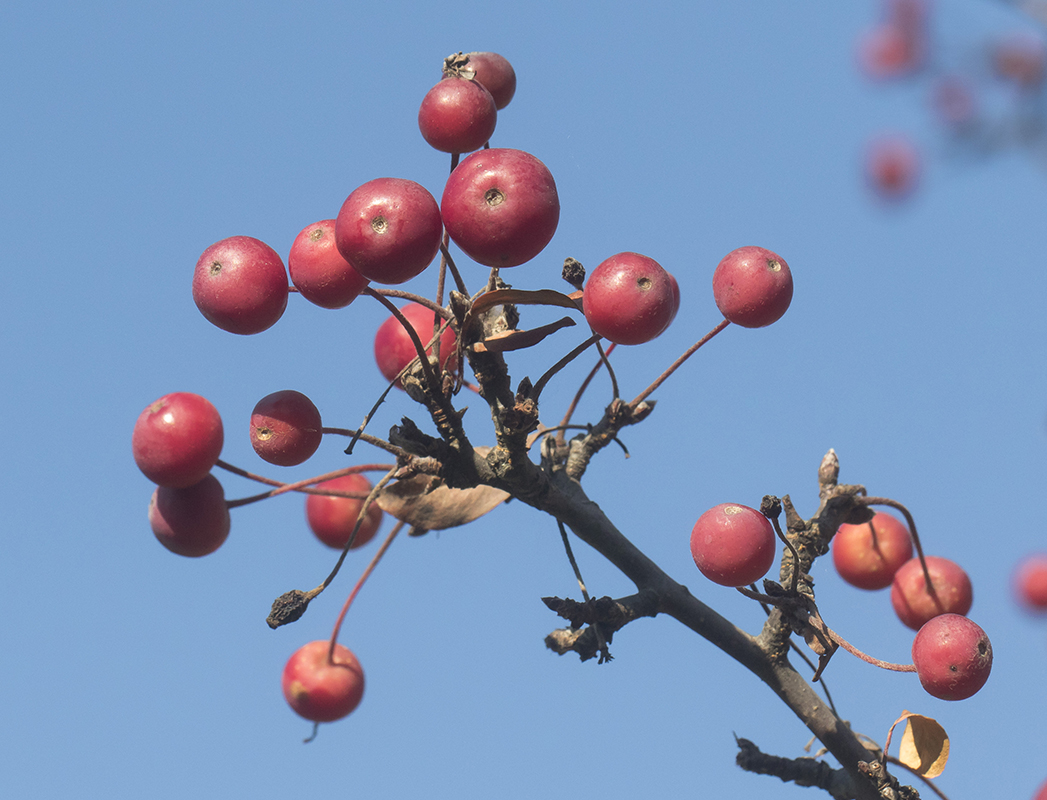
top-left (911, 614), bottom-right (992, 701)
top-left (148, 473), bottom-right (231, 557)
top-left (334, 178), bottom-right (443, 285)
top-left (582, 252), bottom-right (679, 345)
top-left (832, 512), bottom-right (913, 590)
top-left (133, 392), bottom-right (224, 489)
top-left (458, 52), bottom-right (517, 110)
top-left (306, 474), bottom-right (384, 550)
top-left (865, 135), bottom-right (920, 201)
top-left (712, 246), bottom-right (793, 328)
top-left (250, 390), bottom-right (323, 467)
top-left (374, 302), bottom-right (457, 389)
top-left (288, 219), bottom-right (369, 309)
top-left (192, 236), bottom-right (289, 335)
top-left (857, 24), bottom-right (923, 80)
top-left (690, 503), bottom-right (776, 587)
top-left (282, 640), bottom-right (365, 723)
top-left (1013, 554), bottom-right (1047, 612)
top-left (418, 77), bottom-right (497, 154)
top-left (441, 148), bottom-right (559, 269)
top-left (891, 555), bottom-right (973, 630)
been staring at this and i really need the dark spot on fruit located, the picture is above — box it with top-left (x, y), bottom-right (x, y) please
top-left (256, 427), bottom-right (273, 440)
top-left (209, 260), bottom-right (223, 276)
top-left (767, 259), bottom-right (782, 272)
top-left (371, 216), bottom-right (388, 234)
top-left (949, 664), bottom-right (958, 672)
top-left (637, 277), bottom-right (652, 291)
top-left (484, 188), bottom-right (505, 207)
top-left (309, 228), bottom-right (325, 242)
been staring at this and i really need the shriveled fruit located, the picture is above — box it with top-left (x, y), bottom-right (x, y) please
top-left (690, 503), bottom-right (776, 587)
top-left (912, 614), bottom-right (992, 701)
top-left (306, 474), bottom-right (383, 550)
top-left (148, 474), bottom-right (230, 557)
top-left (192, 236), bottom-right (288, 334)
top-left (133, 392), bottom-right (224, 488)
top-left (583, 252), bottom-right (679, 345)
top-left (288, 219), bottom-right (369, 309)
top-left (282, 640), bottom-right (365, 722)
top-left (250, 390), bottom-right (323, 467)
top-left (832, 512), bottom-right (913, 590)
top-left (712, 246), bottom-right (793, 328)
top-left (891, 555), bottom-right (973, 631)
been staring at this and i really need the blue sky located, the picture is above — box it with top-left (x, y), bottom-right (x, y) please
top-left (3, 1), bottom-right (1047, 798)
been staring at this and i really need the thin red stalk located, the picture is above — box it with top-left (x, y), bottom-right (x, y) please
top-left (629, 318), bottom-right (730, 408)
top-left (556, 344), bottom-right (616, 446)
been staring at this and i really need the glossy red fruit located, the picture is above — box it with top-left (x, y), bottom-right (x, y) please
top-left (891, 556), bottom-right (973, 631)
top-left (373, 302), bottom-right (457, 389)
top-left (912, 614), bottom-right (992, 701)
top-left (583, 253), bottom-right (679, 345)
top-left (832, 512), bottom-right (913, 590)
top-left (460, 52), bottom-right (516, 110)
top-left (690, 503), bottom-right (776, 587)
top-left (418, 77), bottom-right (497, 154)
top-left (441, 148), bottom-right (559, 268)
top-left (192, 236), bottom-right (289, 334)
top-left (282, 640), bottom-right (365, 723)
top-left (712, 246), bottom-right (793, 328)
top-left (1013, 554), bottom-right (1047, 612)
top-left (148, 474), bottom-right (230, 557)
top-left (288, 219), bottom-right (369, 309)
top-left (306, 474), bottom-right (384, 550)
top-left (865, 135), bottom-right (920, 201)
top-left (133, 392), bottom-right (224, 488)
top-left (250, 390), bottom-right (323, 467)
top-left (334, 178), bottom-right (443, 285)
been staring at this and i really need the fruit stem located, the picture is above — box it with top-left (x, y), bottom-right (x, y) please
top-left (821, 622), bottom-right (917, 673)
top-left (859, 497), bottom-right (940, 605)
top-left (629, 318), bottom-right (730, 408)
top-left (531, 333), bottom-right (601, 402)
top-left (555, 344), bottom-right (617, 446)
top-left (217, 460), bottom-right (397, 507)
top-left (439, 241), bottom-right (469, 295)
top-left (364, 287), bottom-right (445, 399)
top-left (328, 519), bottom-right (406, 663)
top-left (556, 519), bottom-right (611, 663)
top-left (595, 339), bottom-right (619, 400)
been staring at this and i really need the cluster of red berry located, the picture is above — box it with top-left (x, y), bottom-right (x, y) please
top-left (858, 0), bottom-right (1047, 202)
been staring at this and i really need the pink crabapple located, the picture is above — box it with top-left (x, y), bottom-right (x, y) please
top-left (690, 503), bottom-right (776, 587)
top-left (1013, 553), bottom-right (1047, 612)
top-left (832, 512), bottom-right (913, 590)
top-left (712, 246), bottom-right (793, 328)
top-left (374, 302), bottom-right (457, 389)
top-left (148, 473), bottom-right (231, 557)
top-left (192, 236), bottom-right (289, 335)
top-left (282, 640), bottom-right (365, 723)
top-left (890, 555), bottom-right (973, 631)
top-left (864, 135), bottom-right (920, 201)
top-left (288, 219), bottom-right (370, 309)
top-left (911, 613), bottom-right (992, 701)
top-left (582, 252), bottom-right (679, 345)
top-left (458, 51), bottom-right (516, 110)
top-left (440, 148), bottom-right (559, 269)
top-left (249, 390), bottom-right (323, 467)
top-left (418, 76), bottom-right (497, 154)
top-left (334, 178), bottom-right (443, 285)
top-left (132, 392), bottom-right (224, 489)
top-left (306, 474), bottom-right (384, 550)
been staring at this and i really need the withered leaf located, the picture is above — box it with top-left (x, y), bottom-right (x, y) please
top-left (376, 474), bottom-right (509, 530)
top-left (471, 316), bottom-right (577, 353)
top-left (884, 710), bottom-right (950, 779)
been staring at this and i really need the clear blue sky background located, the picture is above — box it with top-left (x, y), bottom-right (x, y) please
top-left (3, 1), bottom-right (1046, 798)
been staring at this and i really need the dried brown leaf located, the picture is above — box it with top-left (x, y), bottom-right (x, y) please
top-left (471, 316), bottom-right (577, 353)
top-left (376, 474), bottom-right (509, 530)
top-left (884, 710), bottom-right (949, 779)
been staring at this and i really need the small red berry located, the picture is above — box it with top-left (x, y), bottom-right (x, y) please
top-left (1013, 554), bottom-right (1047, 612)
top-left (712, 246), bottom-right (793, 328)
top-left (132, 392), bottom-right (224, 489)
top-left (374, 302), bottom-right (457, 389)
top-left (690, 503), bottom-right (776, 587)
top-left (288, 220), bottom-right (369, 309)
top-left (148, 474), bottom-right (231, 557)
top-left (857, 24), bottom-right (923, 80)
top-left (460, 52), bottom-right (516, 110)
top-left (865, 135), bottom-right (920, 201)
top-left (583, 252), bottom-right (679, 345)
top-left (282, 640), bottom-right (365, 723)
top-left (418, 77), bottom-right (497, 154)
top-left (250, 390), bottom-right (323, 467)
top-left (891, 556), bottom-right (973, 631)
top-left (192, 236), bottom-right (288, 335)
top-left (911, 614), bottom-right (992, 701)
top-left (306, 474), bottom-right (384, 550)
top-left (334, 178), bottom-right (443, 285)
top-left (441, 148), bottom-right (559, 269)
top-left (832, 512), bottom-right (913, 590)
